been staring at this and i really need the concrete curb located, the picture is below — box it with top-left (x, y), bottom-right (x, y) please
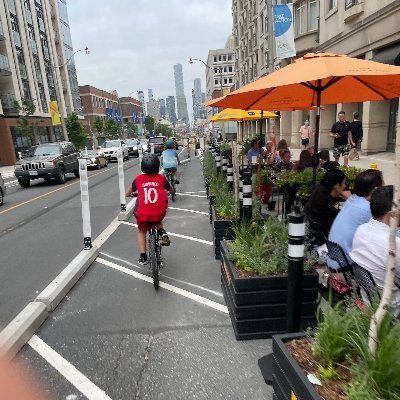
top-left (36, 246), bottom-right (99, 311)
top-left (0, 302), bottom-right (48, 360)
top-left (118, 198), bottom-right (136, 221)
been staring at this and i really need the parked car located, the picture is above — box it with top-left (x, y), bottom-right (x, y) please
top-left (0, 173), bottom-right (6, 206)
top-left (102, 140), bottom-right (129, 161)
top-left (14, 142), bottom-right (80, 188)
top-left (83, 149), bottom-right (108, 169)
top-left (125, 138), bottom-right (141, 157)
top-left (140, 139), bottom-right (148, 153)
top-left (148, 136), bottom-right (166, 155)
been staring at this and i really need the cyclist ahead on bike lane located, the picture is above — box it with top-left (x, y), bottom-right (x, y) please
top-left (125, 154), bottom-right (173, 265)
top-left (161, 139), bottom-right (180, 184)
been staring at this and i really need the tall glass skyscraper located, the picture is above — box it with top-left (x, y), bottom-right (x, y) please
top-left (173, 63), bottom-right (188, 122)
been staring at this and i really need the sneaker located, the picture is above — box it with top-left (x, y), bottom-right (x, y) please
top-left (138, 253), bottom-right (148, 265)
top-left (158, 229), bottom-right (171, 246)
top-left (174, 179), bottom-right (180, 184)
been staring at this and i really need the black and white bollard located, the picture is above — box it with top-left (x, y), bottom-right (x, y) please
top-left (78, 158), bottom-right (92, 249)
top-left (242, 173), bottom-right (252, 222)
top-left (117, 149), bottom-right (127, 212)
top-left (222, 156), bottom-right (228, 175)
top-left (150, 143), bottom-right (155, 154)
top-left (215, 150), bottom-right (222, 173)
top-left (227, 162), bottom-right (234, 192)
top-left (238, 167), bottom-right (244, 220)
top-left (287, 199), bottom-right (306, 333)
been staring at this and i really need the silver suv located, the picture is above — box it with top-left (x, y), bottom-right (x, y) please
top-left (14, 142), bottom-right (80, 188)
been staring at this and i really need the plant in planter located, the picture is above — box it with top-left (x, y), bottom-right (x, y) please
top-left (272, 301), bottom-right (400, 399)
top-left (257, 169), bottom-right (274, 204)
top-left (337, 165), bottom-right (364, 192)
top-left (220, 218), bottom-right (318, 339)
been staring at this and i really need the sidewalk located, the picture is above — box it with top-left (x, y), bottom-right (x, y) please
top-left (0, 165), bottom-right (16, 179)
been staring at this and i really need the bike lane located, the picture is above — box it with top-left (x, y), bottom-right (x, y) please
top-left (16, 153), bottom-right (273, 400)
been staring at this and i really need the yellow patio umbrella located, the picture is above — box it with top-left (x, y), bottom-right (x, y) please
top-left (209, 108), bottom-right (278, 122)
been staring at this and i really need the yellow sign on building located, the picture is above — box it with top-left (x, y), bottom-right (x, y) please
top-left (49, 101), bottom-right (61, 125)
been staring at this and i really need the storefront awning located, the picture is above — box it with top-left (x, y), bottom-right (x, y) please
top-left (373, 43), bottom-right (400, 66)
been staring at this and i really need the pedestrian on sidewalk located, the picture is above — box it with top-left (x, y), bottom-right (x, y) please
top-left (349, 112), bottom-right (363, 161)
top-left (299, 120), bottom-right (312, 149)
top-left (329, 111), bottom-right (351, 167)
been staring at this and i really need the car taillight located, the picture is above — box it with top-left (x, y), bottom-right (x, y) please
top-left (53, 160), bottom-right (57, 167)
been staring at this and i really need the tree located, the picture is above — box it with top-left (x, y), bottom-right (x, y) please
top-left (93, 116), bottom-right (104, 136)
top-left (14, 98), bottom-right (38, 146)
top-left (145, 115), bottom-right (155, 133)
top-left (124, 120), bottom-right (137, 138)
top-left (103, 118), bottom-right (121, 140)
top-left (66, 113), bottom-right (87, 149)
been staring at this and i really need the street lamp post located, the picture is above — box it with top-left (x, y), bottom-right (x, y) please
top-left (189, 58), bottom-right (223, 98)
top-left (52, 47), bottom-right (90, 140)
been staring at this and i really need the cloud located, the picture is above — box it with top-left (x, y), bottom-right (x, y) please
top-left (67, 0), bottom-right (232, 118)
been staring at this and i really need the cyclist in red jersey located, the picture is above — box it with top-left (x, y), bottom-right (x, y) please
top-left (126, 153), bottom-right (173, 265)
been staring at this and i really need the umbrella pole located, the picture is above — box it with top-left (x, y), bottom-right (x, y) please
top-left (312, 86), bottom-right (322, 185)
top-left (257, 111), bottom-right (264, 197)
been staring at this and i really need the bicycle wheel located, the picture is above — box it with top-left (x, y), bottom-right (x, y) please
top-left (149, 233), bottom-right (159, 290)
top-left (170, 175), bottom-right (176, 202)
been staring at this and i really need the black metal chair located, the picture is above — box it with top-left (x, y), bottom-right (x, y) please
top-left (326, 240), bottom-right (355, 286)
top-left (352, 262), bottom-right (380, 305)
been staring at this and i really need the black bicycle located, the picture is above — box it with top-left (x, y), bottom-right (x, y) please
top-left (147, 222), bottom-right (164, 290)
top-left (164, 168), bottom-right (176, 202)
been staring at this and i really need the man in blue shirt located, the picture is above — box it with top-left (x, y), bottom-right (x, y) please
top-left (247, 139), bottom-right (260, 167)
top-left (161, 140), bottom-right (180, 184)
top-left (327, 169), bottom-right (383, 269)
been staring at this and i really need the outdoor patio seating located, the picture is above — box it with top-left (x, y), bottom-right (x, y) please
top-left (353, 262), bottom-right (379, 305)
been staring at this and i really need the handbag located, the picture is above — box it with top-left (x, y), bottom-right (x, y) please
top-left (301, 138), bottom-right (310, 146)
top-left (349, 147), bottom-right (359, 160)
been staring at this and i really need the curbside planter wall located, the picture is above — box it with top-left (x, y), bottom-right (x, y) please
top-left (211, 206), bottom-right (236, 260)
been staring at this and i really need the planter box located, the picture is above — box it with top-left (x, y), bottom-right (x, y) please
top-left (272, 332), bottom-right (321, 400)
top-left (211, 206), bottom-right (236, 260)
top-left (220, 240), bottom-right (318, 340)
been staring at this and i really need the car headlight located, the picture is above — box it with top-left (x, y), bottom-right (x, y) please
top-left (15, 165), bottom-right (22, 170)
top-left (45, 162), bottom-right (54, 168)
top-left (133, 146), bottom-right (137, 150)
top-left (91, 158), bottom-right (96, 162)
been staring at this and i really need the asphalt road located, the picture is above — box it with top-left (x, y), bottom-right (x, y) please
top-left (13, 152), bottom-right (274, 400)
top-left (0, 157), bottom-right (142, 331)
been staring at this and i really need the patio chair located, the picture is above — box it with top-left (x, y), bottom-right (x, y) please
top-left (326, 240), bottom-right (355, 287)
top-left (352, 262), bottom-right (380, 305)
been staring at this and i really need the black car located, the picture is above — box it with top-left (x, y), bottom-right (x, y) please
top-left (125, 138), bottom-right (140, 157)
top-left (148, 136), bottom-right (166, 155)
top-left (14, 142), bottom-right (80, 188)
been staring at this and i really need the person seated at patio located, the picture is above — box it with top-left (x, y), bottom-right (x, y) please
top-left (327, 169), bottom-right (384, 270)
top-left (247, 139), bottom-right (260, 167)
top-left (350, 185), bottom-right (400, 316)
top-left (274, 139), bottom-right (289, 163)
top-left (308, 146), bottom-right (315, 158)
top-left (295, 149), bottom-right (313, 172)
top-left (262, 141), bottom-right (276, 165)
top-left (318, 149), bottom-right (340, 170)
top-left (275, 149), bottom-right (293, 172)
top-left (305, 168), bottom-right (351, 247)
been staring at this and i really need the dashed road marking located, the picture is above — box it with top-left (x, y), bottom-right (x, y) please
top-left (121, 221), bottom-right (213, 245)
top-left (175, 193), bottom-right (207, 198)
top-left (168, 206), bottom-right (208, 215)
top-left (28, 335), bottom-right (112, 400)
top-left (97, 257), bottom-right (228, 314)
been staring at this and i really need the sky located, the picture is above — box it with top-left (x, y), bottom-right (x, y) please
top-left (67, 0), bottom-right (233, 120)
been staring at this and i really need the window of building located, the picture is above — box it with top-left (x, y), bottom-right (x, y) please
top-left (223, 78), bottom-right (227, 84)
top-left (224, 67), bottom-right (227, 72)
top-left (228, 66), bottom-right (233, 72)
top-left (214, 79), bottom-right (219, 85)
top-left (295, 1), bottom-right (307, 35)
top-left (218, 55), bottom-right (222, 61)
top-left (229, 78), bottom-right (233, 83)
top-left (228, 54), bottom-right (232, 60)
top-left (309, 0), bottom-right (318, 30)
top-left (214, 56), bottom-right (217, 62)
top-left (328, 0), bottom-right (337, 10)
top-left (260, 13), bottom-right (264, 33)
top-left (223, 55), bottom-right (226, 61)
top-left (265, 15), bottom-right (268, 33)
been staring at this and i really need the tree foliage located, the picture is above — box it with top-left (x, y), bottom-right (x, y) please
top-left (144, 115), bottom-right (155, 132)
top-left (66, 113), bottom-right (87, 149)
top-left (124, 120), bottom-right (138, 138)
top-left (93, 116), bottom-right (104, 134)
top-left (13, 98), bottom-right (38, 145)
top-left (104, 118), bottom-right (121, 140)
top-left (155, 123), bottom-right (173, 137)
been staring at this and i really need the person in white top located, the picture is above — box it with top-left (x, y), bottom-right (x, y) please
top-left (350, 185), bottom-right (400, 316)
top-left (299, 120), bottom-right (312, 149)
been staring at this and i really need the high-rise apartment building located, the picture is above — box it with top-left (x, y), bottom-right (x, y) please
top-left (148, 88), bottom-right (153, 102)
top-left (146, 99), bottom-right (160, 121)
top-left (159, 98), bottom-right (166, 119)
top-left (0, 0), bottom-right (82, 165)
top-left (173, 63), bottom-right (189, 122)
top-left (166, 95), bottom-right (177, 124)
top-left (137, 90), bottom-right (145, 115)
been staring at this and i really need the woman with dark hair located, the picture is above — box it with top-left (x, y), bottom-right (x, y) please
top-left (295, 149), bottom-right (313, 172)
top-left (305, 168), bottom-right (351, 246)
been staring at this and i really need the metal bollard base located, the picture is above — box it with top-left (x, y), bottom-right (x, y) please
top-left (120, 204), bottom-right (127, 212)
top-left (84, 237), bottom-right (93, 250)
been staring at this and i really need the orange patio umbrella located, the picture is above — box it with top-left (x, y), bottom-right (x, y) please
top-left (201, 95), bottom-right (227, 107)
top-left (213, 52), bottom-right (400, 155)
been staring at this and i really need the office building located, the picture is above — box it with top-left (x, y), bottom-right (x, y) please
top-left (159, 98), bottom-right (166, 119)
top-left (166, 95), bottom-right (177, 124)
top-left (173, 63), bottom-right (189, 121)
top-left (137, 90), bottom-right (145, 115)
top-left (148, 88), bottom-right (153, 102)
top-left (146, 99), bottom-right (160, 121)
top-left (0, 0), bottom-right (83, 165)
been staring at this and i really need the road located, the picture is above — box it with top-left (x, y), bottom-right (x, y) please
top-left (7, 151), bottom-right (273, 400)
top-left (0, 157), bottom-right (142, 331)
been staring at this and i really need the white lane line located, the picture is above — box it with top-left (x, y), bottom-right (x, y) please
top-left (92, 217), bottom-right (121, 248)
top-left (175, 193), bottom-right (207, 198)
top-left (181, 191), bottom-right (206, 194)
top-left (99, 252), bottom-right (223, 297)
top-left (120, 221), bottom-right (213, 246)
top-left (28, 335), bottom-right (112, 400)
top-left (168, 206), bottom-right (208, 216)
top-left (97, 258), bottom-right (228, 314)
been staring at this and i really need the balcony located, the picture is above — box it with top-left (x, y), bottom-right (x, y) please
top-left (0, 93), bottom-right (19, 115)
top-left (344, 0), bottom-right (364, 23)
top-left (0, 53), bottom-right (11, 76)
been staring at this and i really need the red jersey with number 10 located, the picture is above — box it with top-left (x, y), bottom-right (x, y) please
top-left (132, 173), bottom-right (169, 222)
